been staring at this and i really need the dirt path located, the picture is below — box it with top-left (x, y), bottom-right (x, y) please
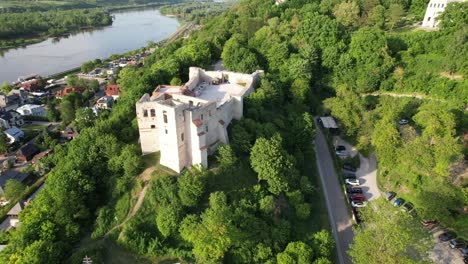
top-left (106, 167), bottom-right (155, 238)
top-left (361, 91), bottom-right (446, 102)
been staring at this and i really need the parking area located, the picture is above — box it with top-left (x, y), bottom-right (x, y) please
top-left (429, 225), bottom-right (465, 264)
top-left (333, 137), bottom-right (381, 201)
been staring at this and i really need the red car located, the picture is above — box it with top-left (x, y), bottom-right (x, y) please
top-left (351, 194), bottom-right (366, 201)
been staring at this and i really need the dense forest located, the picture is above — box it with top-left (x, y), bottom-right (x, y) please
top-left (0, 9), bottom-right (112, 38)
top-left (0, 0), bottom-right (466, 263)
top-left (160, 1), bottom-right (237, 22)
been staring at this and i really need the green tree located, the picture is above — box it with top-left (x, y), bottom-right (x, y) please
top-left (250, 134), bottom-right (298, 195)
top-left (349, 199), bottom-right (431, 264)
top-left (333, 1), bottom-right (360, 28)
top-left (178, 167), bottom-right (205, 207)
top-left (46, 102), bottom-right (60, 122)
top-left (72, 108), bottom-right (96, 131)
top-left (277, 241), bottom-right (314, 264)
top-left (4, 179), bottom-right (26, 200)
top-left (0, 133), bottom-right (8, 154)
top-left (216, 144), bottom-right (238, 170)
top-left (81, 61), bottom-right (95, 73)
top-left (1, 82), bottom-right (13, 94)
top-left (368, 5), bottom-right (386, 28)
top-left (388, 4), bottom-right (404, 29)
top-left (156, 203), bottom-right (182, 238)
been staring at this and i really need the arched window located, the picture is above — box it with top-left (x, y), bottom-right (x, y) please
top-left (143, 109), bottom-right (148, 117)
top-left (150, 109), bottom-right (156, 117)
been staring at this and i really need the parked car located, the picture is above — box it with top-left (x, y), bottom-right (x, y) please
top-left (460, 247), bottom-right (468, 257)
top-left (385, 191), bottom-right (396, 201)
top-left (393, 198), bottom-right (405, 207)
top-left (342, 163), bottom-right (357, 172)
top-left (351, 200), bottom-right (366, 208)
top-left (398, 119), bottom-right (409, 125)
top-left (402, 202), bottom-right (414, 212)
top-left (343, 172), bottom-right (357, 179)
top-left (439, 231), bottom-right (457, 242)
top-left (450, 239), bottom-right (466, 249)
top-left (350, 194), bottom-right (366, 201)
top-left (345, 178), bottom-right (360, 186)
top-left (347, 187), bottom-right (363, 194)
top-left (335, 145), bottom-right (348, 156)
top-left (464, 256), bottom-right (468, 264)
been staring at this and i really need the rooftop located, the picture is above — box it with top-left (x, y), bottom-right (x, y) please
top-left (196, 82), bottom-right (246, 107)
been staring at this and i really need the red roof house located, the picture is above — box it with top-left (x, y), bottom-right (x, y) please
top-left (105, 85), bottom-right (121, 99)
top-left (55, 87), bottom-right (85, 99)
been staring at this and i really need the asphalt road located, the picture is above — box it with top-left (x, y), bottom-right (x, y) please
top-left (314, 124), bottom-right (354, 264)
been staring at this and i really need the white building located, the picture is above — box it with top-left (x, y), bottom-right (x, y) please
top-left (4, 127), bottom-right (24, 143)
top-left (136, 67), bottom-right (263, 173)
top-left (16, 104), bottom-right (46, 117)
top-left (422, 0), bottom-right (465, 28)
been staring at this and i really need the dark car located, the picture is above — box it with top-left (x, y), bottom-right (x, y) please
top-left (449, 239), bottom-right (466, 249)
top-left (347, 187), bottom-right (363, 194)
top-left (393, 198), bottom-right (405, 207)
top-left (464, 256), bottom-right (468, 264)
top-left (350, 194), bottom-right (365, 201)
top-left (335, 145), bottom-right (348, 156)
top-left (460, 247), bottom-right (468, 257)
top-left (343, 172), bottom-right (357, 179)
top-left (385, 191), bottom-right (396, 201)
top-left (439, 231), bottom-right (457, 242)
top-left (342, 163), bottom-right (357, 172)
top-left (402, 202), bottom-right (414, 212)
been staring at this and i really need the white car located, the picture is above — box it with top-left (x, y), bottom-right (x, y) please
top-left (351, 201), bottom-right (367, 208)
top-left (345, 178), bottom-right (360, 186)
top-left (398, 119), bottom-right (409, 125)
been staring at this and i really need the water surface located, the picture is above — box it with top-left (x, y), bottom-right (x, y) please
top-left (0, 8), bottom-right (179, 83)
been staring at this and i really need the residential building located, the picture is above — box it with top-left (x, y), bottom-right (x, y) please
top-left (4, 127), bottom-right (24, 143)
top-left (8, 89), bottom-right (28, 105)
top-left (16, 143), bottom-right (40, 162)
top-left (15, 104), bottom-right (46, 117)
top-left (55, 87), bottom-right (85, 99)
top-left (105, 85), bottom-right (121, 99)
top-left (95, 96), bottom-right (114, 110)
top-left (422, 0), bottom-right (466, 28)
top-left (136, 67), bottom-right (262, 173)
top-left (0, 170), bottom-right (29, 196)
top-left (0, 110), bottom-right (24, 129)
top-left (7, 201), bottom-right (26, 227)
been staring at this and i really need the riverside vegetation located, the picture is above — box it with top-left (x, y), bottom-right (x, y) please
top-left (0, 0), bottom-right (466, 263)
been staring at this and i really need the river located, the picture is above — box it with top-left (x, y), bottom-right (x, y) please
top-left (0, 8), bottom-right (180, 83)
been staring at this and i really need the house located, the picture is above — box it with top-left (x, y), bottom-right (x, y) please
top-left (19, 79), bottom-right (41, 92)
top-left (16, 143), bottom-right (40, 162)
top-left (95, 96), bottom-right (114, 110)
top-left (0, 170), bottom-right (30, 196)
top-left (61, 125), bottom-right (78, 140)
top-left (7, 201), bottom-right (26, 227)
top-left (0, 93), bottom-right (19, 111)
top-left (15, 104), bottom-right (47, 117)
top-left (8, 89), bottom-right (28, 105)
top-left (422, 0), bottom-right (466, 28)
top-left (31, 149), bottom-right (52, 164)
top-left (275, 0), bottom-right (287, 5)
top-left (0, 110), bottom-right (24, 129)
top-left (136, 67), bottom-right (263, 173)
top-left (4, 127), bottom-right (24, 143)
top-left (55, 87), bottom-right (85, 99)
top-left (105, 85), bottom-right (121, 99)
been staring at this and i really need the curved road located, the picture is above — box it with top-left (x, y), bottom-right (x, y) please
top-left (314, 123), bottom-right (354, 264)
